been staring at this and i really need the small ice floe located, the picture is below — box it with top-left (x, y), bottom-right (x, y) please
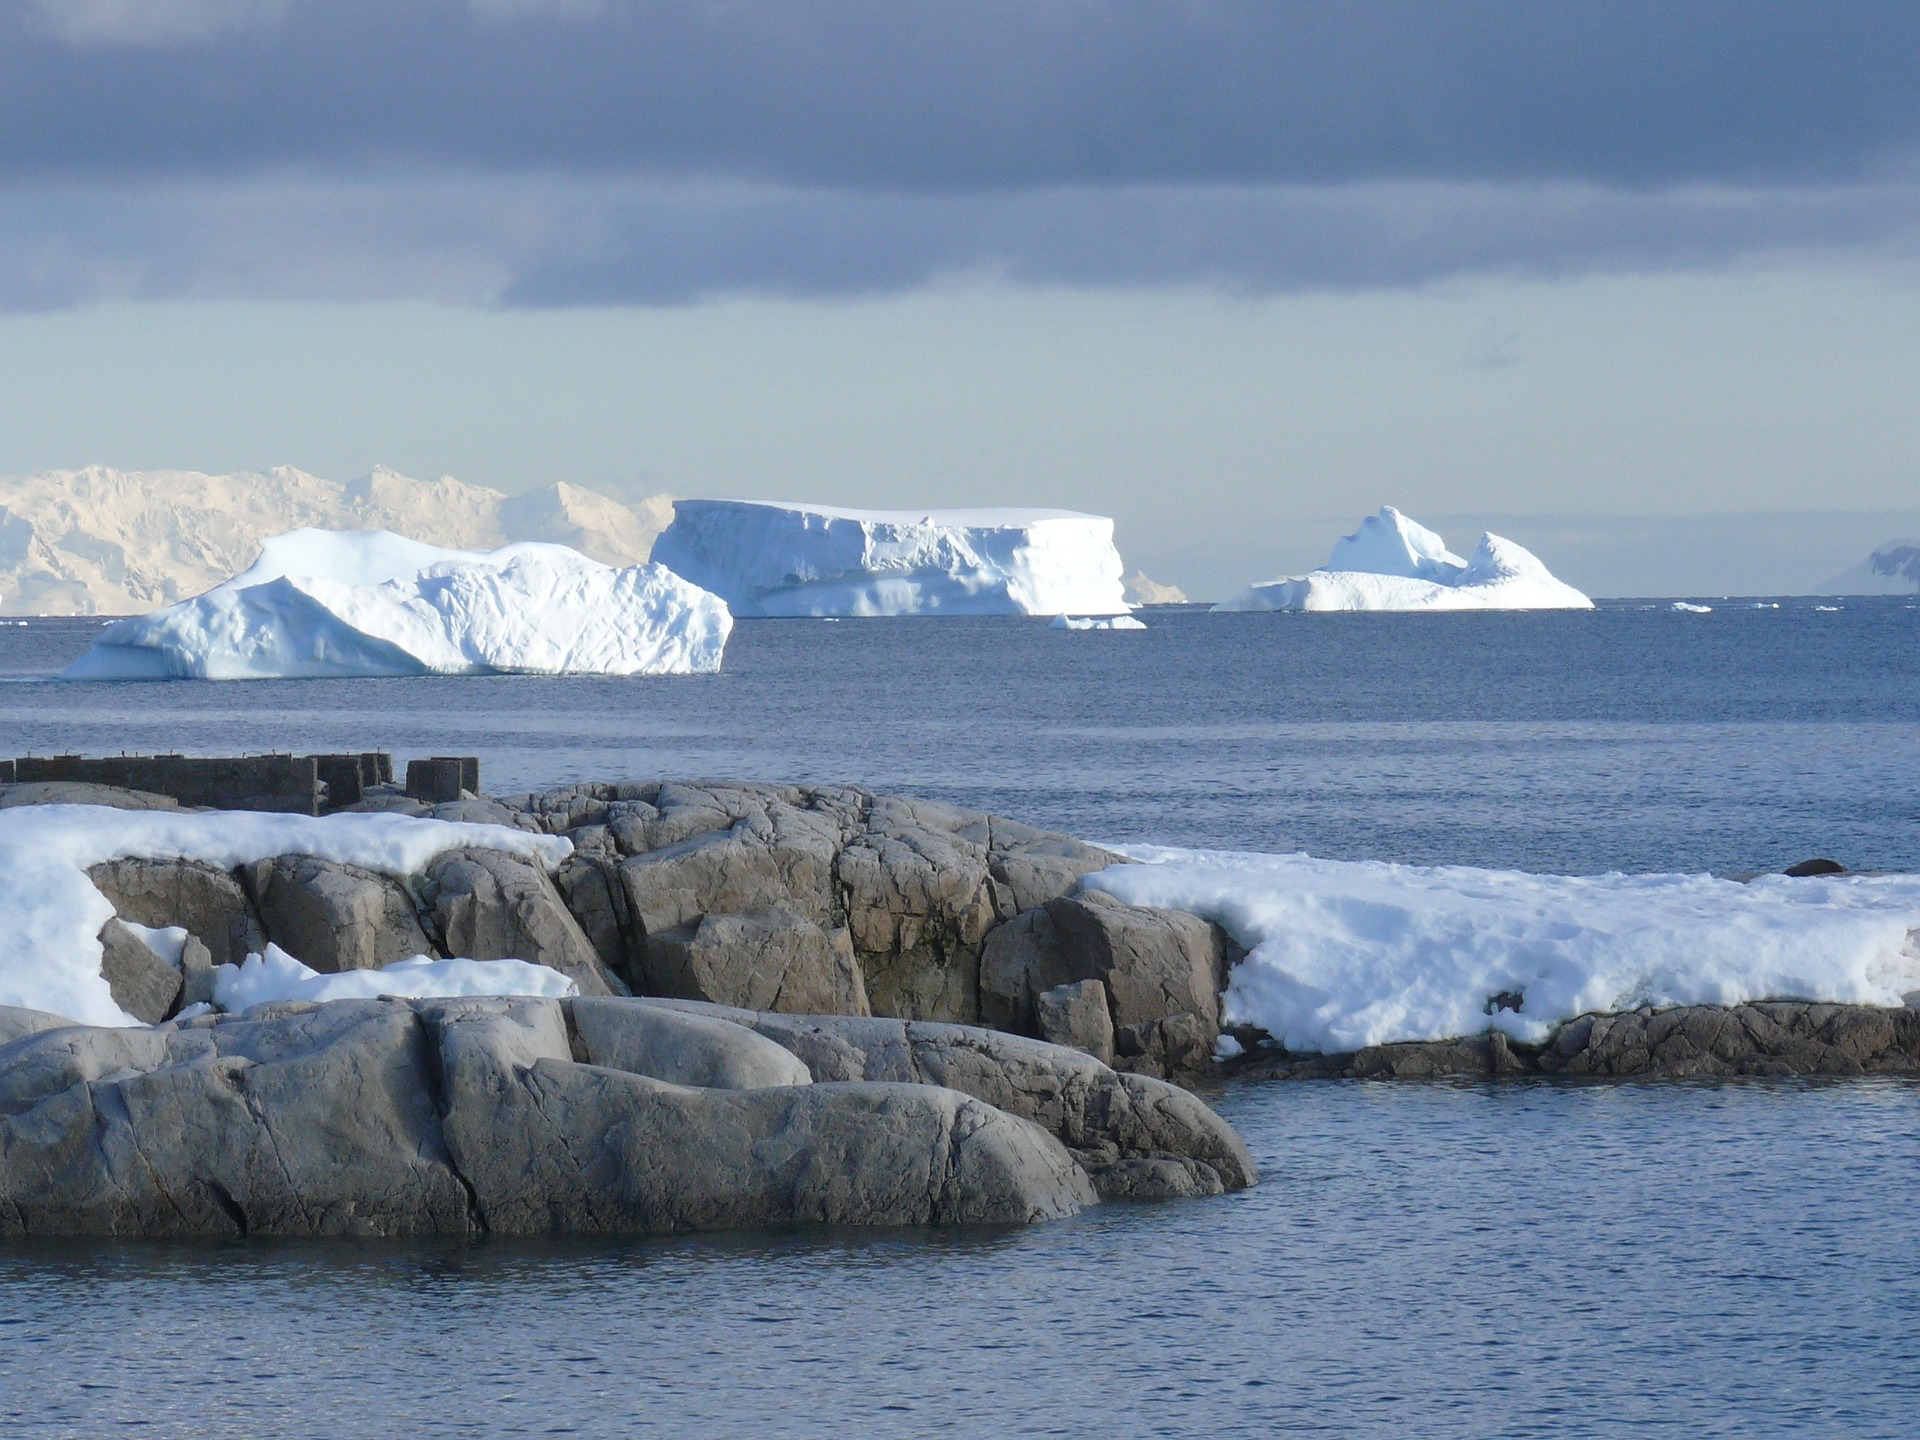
top-left (1750, 602), bottom-right (1780, 609)
top-left (1815, 605), bottom-right (1842, 612)
top-left (1051, 614), bottom-right (1148, 631)
top-left (1671, 601), bottom-right (1713, 613)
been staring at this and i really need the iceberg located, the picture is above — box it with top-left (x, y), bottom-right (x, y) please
top-left (650, 500), bottom-right (1130, 616)
top-left (1051, 614), bottom-right (1147, 630)
top-left (1086, 848), bottom-right (1920, 1054)
top-left (61, 528), bottom-right (732, 680)
top-left (1214, 506), bottom-right (1592, 612)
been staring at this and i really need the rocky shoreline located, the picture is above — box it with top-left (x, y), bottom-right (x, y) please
top-left (3, 770), bottom-right (1917, 1237)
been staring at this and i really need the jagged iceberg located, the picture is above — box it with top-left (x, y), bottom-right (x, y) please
top-left (61, 529), bottom-right (732, 680)
top-left (650, 500), bottom-right (1130, 616)
top-left (1214, 506), bottom-right (1592, 612)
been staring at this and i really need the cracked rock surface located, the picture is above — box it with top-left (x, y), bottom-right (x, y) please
top-left (0, 995), bottom-right (1258, 1238)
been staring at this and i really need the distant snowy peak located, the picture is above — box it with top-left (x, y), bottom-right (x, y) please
top-left (1122, 570), bottom-right (1188, 606)
top-left (0, 464), bottom-right (674, 616)
top-left (1816, 539), bottom-right (1920, 596)
top-left (650, 499), bottom-right (1131, 616)
top-left (1215, 507), bottom-right (1592, 613)
top-left (64, 529), bottom-right (731, 680)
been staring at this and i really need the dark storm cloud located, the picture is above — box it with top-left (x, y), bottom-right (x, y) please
top-left (5, 0), bottom-right (1920, 190)
top-left (4, 0), bottom-right (1920, 308)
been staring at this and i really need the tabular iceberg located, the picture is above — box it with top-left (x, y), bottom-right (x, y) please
top-left (62, 529), bottom-right (732, 680)
top-left (1215, 506), bottom-right (1592, 612)
top-left (650, 500), bottom-right (1131, 616)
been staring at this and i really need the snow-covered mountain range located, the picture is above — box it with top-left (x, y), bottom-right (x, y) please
top-left (0, 465), bottom-right (673, 615)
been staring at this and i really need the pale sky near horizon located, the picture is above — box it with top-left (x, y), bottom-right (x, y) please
top-left (2, 2), bottom-right (1918, 597)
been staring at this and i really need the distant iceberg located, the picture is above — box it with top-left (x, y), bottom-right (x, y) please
top-left (1816, 539), bottom-right (1920, 596)
top-left (1214, 507), bottom-right (1592, 612)
top-left (650, 500), bottom-right (1130, 617)
top-left (62, 529), bottom-right (732, 680)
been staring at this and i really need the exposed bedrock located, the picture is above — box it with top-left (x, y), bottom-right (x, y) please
top-left (0, 995), bottom-right (1263, 1238)
top-left (639, 999), bottom-right (1257, 1199)
top-left (1233, 1001), bottom-right (1920, 1080)
top-left (503, 781), bottom-right (1214, 1074)
top-left (244, 855), bottom-right (435, 974)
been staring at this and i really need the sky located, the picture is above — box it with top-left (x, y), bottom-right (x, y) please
top-left (2, 0), bottom-right (1918, 596)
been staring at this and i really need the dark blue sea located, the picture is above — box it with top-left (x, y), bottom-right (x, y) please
top-left (2, 599), bottom-right (1918, 1437)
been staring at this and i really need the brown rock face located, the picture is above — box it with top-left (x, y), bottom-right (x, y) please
top-left (640, 908), bottom-right (869, 1016)
top-left (87, 857), bottom-right (265, 969)
top-left (425, 848), bottom-right (621, 996)
top-left (245, 855), bottom-right (435, 974)
top-left (98, 919), bottom-right (184, 1024)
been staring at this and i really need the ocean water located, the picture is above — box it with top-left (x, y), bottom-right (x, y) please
top-left (3, 1080), bottom-right (1917, 1439)
top-left (3, 597), bottom-right (1918, 874)
top-left (3, 600), bottom-right (1919, 1437)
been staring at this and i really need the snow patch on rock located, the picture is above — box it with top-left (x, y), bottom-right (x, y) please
top-left (1215, 507), bottom-right (1592, 612)
top-left (1085, 848), bottom-right (1920, 1054)
top-left (0, 804), bottom-right (573, 1027)
top-left (62, 528), bottom-right (732, 680)
top-left (213, 944), bottom-right (576, 1012)
top-left (652, 500), bottom-right (1130, 616)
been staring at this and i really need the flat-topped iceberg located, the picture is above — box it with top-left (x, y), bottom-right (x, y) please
top-left (62, 529), bottom-right (732, 680)
top-left (1215, 506), bottom-right (1592, 612)
top-left (650, 500), bottom-right (1130, 616)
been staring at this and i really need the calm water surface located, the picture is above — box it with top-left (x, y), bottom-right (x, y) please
top-left (3, 1081), bottom-right (1917, 1439)
top-left (2, 602), bottom-right (1918, 1436)
top-left (2, 598), bottom-right (1917, 873)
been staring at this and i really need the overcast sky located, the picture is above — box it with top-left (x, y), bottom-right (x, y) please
top-left (3, 0), bottom-right (1918, 594)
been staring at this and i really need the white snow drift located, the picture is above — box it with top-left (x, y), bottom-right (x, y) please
top-left (1085, 848), bottom-right (1920, 1054)
top-left (0, 805), bottom-right (576, 1027)
top-left (62, 528), bottom-right (732, 680)
top-left (651, 500), bottom-right (1131, 616)
top-left (212, 945), bottom-right (576, 1013)
top-left (1215, 507), bottom-right (1592, 612)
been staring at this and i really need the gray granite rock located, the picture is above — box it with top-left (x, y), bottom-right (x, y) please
top-left (641, 909), bottom-right (869, 1016)
top-left (419, 996), bottom-right (1094, 1233)
top-left (642, 1000), bottom-right (1256, 1199)
top-left (568, 996), bottom-right (814, 1089)
top-left (98, 919), bottom-right (184, 1025)
top-left (0, 781), bottom-right (180, 811)
top-left (87, 857), bottom-right (266, 968)
top-left (426, 847), bottom-right (621, 996)
top-left (1034, 979), bottom-right (1114, 1064)
top-left (0, 995), bottom-right (1106, 1237)
top-left (836, 797), bottom-right (1002, 1024)
top-left (981, 890), bottom-right (1225, 1056)
top-left (245, 854), bottom-right (436, 974)
top-left (1235, 1002), bottom-right (1920, 1079)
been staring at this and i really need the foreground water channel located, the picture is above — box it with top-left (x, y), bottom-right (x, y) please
top-left (2, 603), bottom-right (1918, 1435)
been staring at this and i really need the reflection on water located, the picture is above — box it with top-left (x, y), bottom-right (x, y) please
top-left (4, 1080), bottom-right (1919, 1439)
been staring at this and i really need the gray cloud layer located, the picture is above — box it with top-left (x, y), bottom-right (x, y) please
top-left (4, 1), bottom-right (1919, 306)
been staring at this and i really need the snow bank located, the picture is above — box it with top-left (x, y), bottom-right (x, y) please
top-left (1051, 614), bottom-right (1147, 630)
top-left (0, 805), bottom-right (571, 1027)
top-left (213, 944), bottom-right (575, 1012)
top-left (1215, 507), bottom-right (1592, 612)
top-left (1084, 848), bottom-right (1920, 1053)
top-left (62, 528), bottom-right (732, 680)
top-left (651, 500), bottom-right (1130, 616)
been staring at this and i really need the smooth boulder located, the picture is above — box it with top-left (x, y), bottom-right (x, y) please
top-left (245, 855), bottom-right (434, 974)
